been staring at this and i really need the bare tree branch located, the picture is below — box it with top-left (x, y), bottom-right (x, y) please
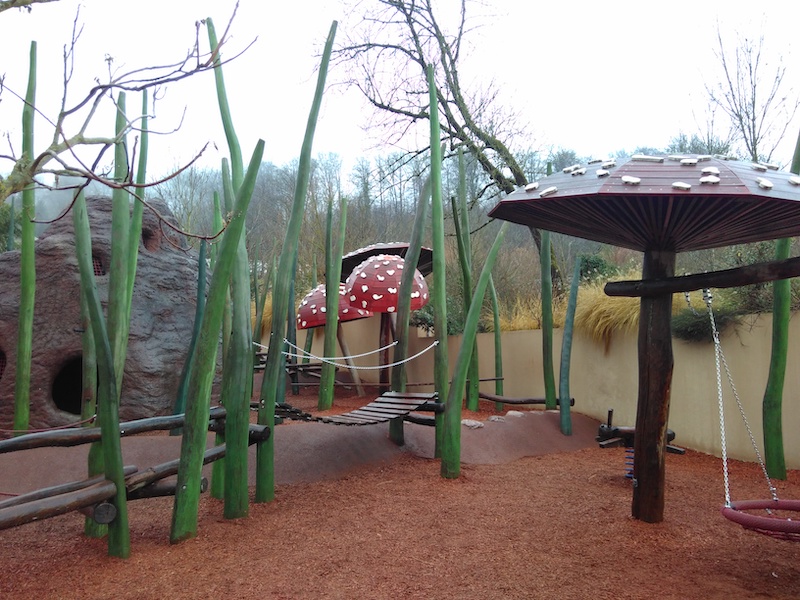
top-left (0, 0), bottom-right (59, 14)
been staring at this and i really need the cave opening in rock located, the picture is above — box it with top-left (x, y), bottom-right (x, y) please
top-left (52, 356), bottom-right (84, 415)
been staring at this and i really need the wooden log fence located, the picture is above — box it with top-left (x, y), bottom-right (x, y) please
top-left (0, 410), bottom-right (270, 531)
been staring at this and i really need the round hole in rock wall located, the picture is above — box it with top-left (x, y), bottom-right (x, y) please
top-left (0, 348), bottom-right (6, 383)
top-left (52, 356), bottom-right (84, 415)
top-left (141, 227), bottom-right (161, 251)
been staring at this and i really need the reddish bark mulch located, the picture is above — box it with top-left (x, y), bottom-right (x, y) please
top-left (2, 386), bottom-right (800, 599)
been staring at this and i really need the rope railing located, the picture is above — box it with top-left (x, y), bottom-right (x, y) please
top-left (282, 338), bottom-right (439, 370)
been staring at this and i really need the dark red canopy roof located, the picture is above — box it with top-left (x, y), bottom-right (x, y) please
top-left (340, 242), bottom-right (433, 281)
top-left (488, 156), bottom-right (800, 252)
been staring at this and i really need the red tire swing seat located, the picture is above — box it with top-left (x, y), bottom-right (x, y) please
top-left (704, 289), bottom-right (800, 542)
top-left (721, 500), bottom-right (800, 541)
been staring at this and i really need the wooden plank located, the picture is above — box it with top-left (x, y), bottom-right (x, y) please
top-left (349, 408), bottom-right (406, 420)
top-left (336, 412), bottom-right (387, 424)
top-left (364, 401), bottom-right (425, 411)
top-left (0, 481), bottom-right (117, 531)
top-left (321, 415), bottom-right (374, 425)
top-left (0, 465), bottom-right (137, 510)
top-left (380, 391), bottom-right (438, 400)
top-left (372, 396), bottom-right (431, 407)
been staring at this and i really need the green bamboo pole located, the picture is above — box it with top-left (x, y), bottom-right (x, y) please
top-left (256, 21), bottom-right (337, 503)
top-left (441, 223), bottom-right (509, 478)
top-left (319, 198), bottom-right (347, 410)
top-left (221, 160), bottom-right (253, 518)
top-left (172, 239), bottom-right (207, 423)
top-left (107, 92), bottom-right (131, 395)
top-left (557, 260), bottom-right (581, 436)
top-left (72, 190), bottom-right (129, 558)
top-left (391, 176), bottom-right (431, 393)
top-left (287, 272), bottom-right (300, 396)
top-left (13, 41), bottom-right (36, 434)
top-left (389, 176), bottom-right (431, 444)
top-left (170, 140), bottom-right (264, 543)
top-left (125, 91), bottom-right (148, 315)
top-left (540, 229), bottom-right (556, 410)
top-left (427, 65), bottom-right (450, 464)
top-left (488, 274), bottom-right (504, 411)
top-left (6, 197), bottom-right (14, 251)
top-left (761, 130), bottom-right (800, 479)
top-left (452, 149), bottom-right (479, 411)
top-left (79, 290), bottom-right (104, 538)
top-left (302, 258), bottom-right (318, 364)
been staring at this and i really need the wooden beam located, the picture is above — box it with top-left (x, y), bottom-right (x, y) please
top-left (605, 256), bottom-right (800, 297)
top-left (0, 481), bottom-right (117, 531)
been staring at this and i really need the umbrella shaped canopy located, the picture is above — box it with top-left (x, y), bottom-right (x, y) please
top-left (296, 283), bottom-right (373, 330)
top-left (488, 155), bottom-right (800, 253)
top-left (344, 254), bottom-right (430, 313)
top-left (340, 242), bottom-right (434, 282)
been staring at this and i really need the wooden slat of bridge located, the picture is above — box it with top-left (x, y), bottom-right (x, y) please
top-left (319, 392), bottom-right (439, 426)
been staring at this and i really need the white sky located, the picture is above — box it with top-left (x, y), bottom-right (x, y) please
top-left (0, 0), bottom-right (798, 183)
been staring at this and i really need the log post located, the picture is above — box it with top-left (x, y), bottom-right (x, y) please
top-left (632, 249), bottom-right (675, 523)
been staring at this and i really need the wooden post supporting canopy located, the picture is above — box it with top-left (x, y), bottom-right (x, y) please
top-left (632, 250), bottom-right (675, 523)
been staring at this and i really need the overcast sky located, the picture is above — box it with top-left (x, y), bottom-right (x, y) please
top-left (1, 0), bottom-right (798, 183)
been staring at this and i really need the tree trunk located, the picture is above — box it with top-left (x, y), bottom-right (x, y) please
top-left (631, 249), bottom-right (675, 523)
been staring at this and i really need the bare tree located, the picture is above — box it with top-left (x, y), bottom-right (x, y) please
top-left (335, 2), bottom-right (533, 209)
top-left (0, 0), bottom-right (59, 14)
top-left (706, 28), bottom-right (799, 163)
top-left (0, 5), bottom-right (249, 210)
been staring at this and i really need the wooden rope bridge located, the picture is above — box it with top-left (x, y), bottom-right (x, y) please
top-left (275, 391), bottom-right (442, 426)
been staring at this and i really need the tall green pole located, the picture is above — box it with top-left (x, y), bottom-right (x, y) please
top-left (427, 65), bottom-right (451, 469)
top-left (452, 149), bottom-right (479, 411)
top-left (319, 197), bottom-right (346, 410)
top-left (72, 190), bottom-right (129, 557)
top-left (6, 197), bottom-right (14, 251)
top-left (557, 260), bottom-right (581, 435)
top-left (170, 140), bottom-right (264, 543)
top-left (13, 41), bottom-right (36, 434)
top-left (762, 129), bottom-right (800, 479)
top-left (389, 176), bottom-right (431, 444)
top-left (255, 21), bottom-right (337, 503)
top-left (441, 223), bottom-right (509, 478)
top-left (488, 275), bottom-right (504, 411)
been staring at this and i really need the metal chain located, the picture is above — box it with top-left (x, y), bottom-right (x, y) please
top-left (705, 289), bottom-right (778, 505)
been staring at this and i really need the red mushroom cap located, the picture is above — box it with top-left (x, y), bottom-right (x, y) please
top-left (296, 283), bottom-right (373, 330)
top-left (344, 254), bottom-right (429, 313)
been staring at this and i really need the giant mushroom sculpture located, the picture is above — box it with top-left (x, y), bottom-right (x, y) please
top-left (489, 154), bottom-right (800, 523)
top-left (344, 253), bottom-right (430, 391)
top-left (296, 283), bottom-right (373, 395)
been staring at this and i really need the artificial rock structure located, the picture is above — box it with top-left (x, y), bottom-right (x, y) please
top-left (0, 196), bottom-right (199, 433)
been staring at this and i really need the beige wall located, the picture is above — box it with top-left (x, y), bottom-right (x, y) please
top-left (311, 313), bottom-right (800, 468)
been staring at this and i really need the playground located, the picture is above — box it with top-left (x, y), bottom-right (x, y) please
top-left (2, 387), bottom-right (800, 599)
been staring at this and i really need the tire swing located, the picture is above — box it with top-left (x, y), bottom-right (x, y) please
top-left (705, 290), bottom-right (800, 541)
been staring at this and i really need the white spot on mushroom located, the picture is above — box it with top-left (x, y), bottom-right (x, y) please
top-left (699, 175), bottom-right (720, 184)
top-left (361, 285), bottom-right (369, 293)
top-left (377, 274), bottom-right (385, 281)
top-left (596, 169), bottom-right (609, 178)
top-left (388, 287), bottom-right (397, 294)
top-left (701, 166), bottom-right (720, 175)
top-left (680, 158), bottom-right (698, 166)
top-left (571, 167), bottom-right (587, 176)
top-left (621, 176), bottom-right (641, 185)
top-left (359, 272), bottom-right (367, 278)
top-left (387, 306), bottom-right (396, 313)
top-left (789, 175), bottom-right (800, 186)
top-left (372, 294), bottom-right (384, 300)
top-left (386, 270), bottom-right (395, 276)
top-left (672, 182), bottom-right (691, 191)
top-left (350, 295), bottom-right (357, 302)
top-left (525, 182), bottom-right (539, 192)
